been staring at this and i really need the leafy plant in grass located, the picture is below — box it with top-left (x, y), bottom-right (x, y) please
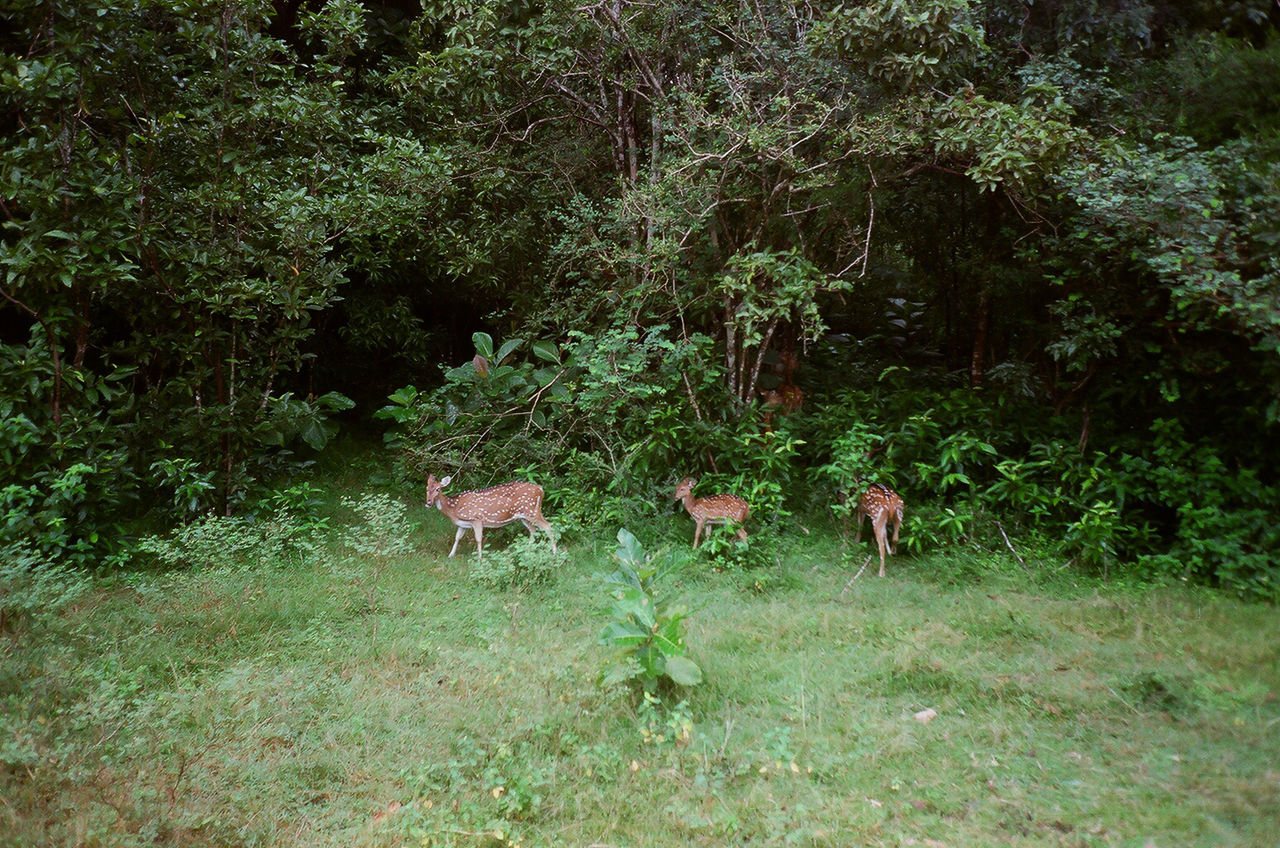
top-left (698, 531), bottom-right (782, 577)
top-left (597, 528), bottom-right (702, 694)
top-left (339, 493), bottom-right (415, 560)
top-left (469, 534), bottom-right (565, 590)
top-left (0, 543), bottom-right (90, 633)
top-left (636, 691), bottom-right (694, 747)
top-left (136, 508), bottom-right (318, 572)
top-left (339, 493), bottom-right (416, 641)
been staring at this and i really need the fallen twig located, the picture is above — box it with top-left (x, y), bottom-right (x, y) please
top-left (840, 555), bottom-right (874, 599)
top-left (996, 521), bottom-right (1028, 571)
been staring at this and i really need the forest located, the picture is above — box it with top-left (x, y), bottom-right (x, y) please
top-left (3, 0), bottom-right (1279, 591)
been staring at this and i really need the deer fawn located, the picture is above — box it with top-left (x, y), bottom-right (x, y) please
top-left (759, 383), bottom-right (804, 428)
top-left (674, 476), bottom-right (750, 548)
top-left (425, 473), bottom-right (557, 557)
top-left (854, 483), bottom-right (904, 577)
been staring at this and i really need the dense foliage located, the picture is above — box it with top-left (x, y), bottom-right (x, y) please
top-left (3, 1), bottom-right (1278, 595)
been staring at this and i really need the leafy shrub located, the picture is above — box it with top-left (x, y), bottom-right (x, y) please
top-left (897, 503), bottom-right (974, 556)
top-left (377, 331), bottom-right (578, 480)
top-left (469, 535), bottom-right (566, 590)
top-left (1112, 419), bottom-right (1279, 600)
top-left (137, 507), bottom-right (321, 571)
top-left (339, 493), bottom-right (415, 559)
top-left (597, 528), bottom-right (702, 694)
top-left (1064, 500), bottom-right (1122, 572)
top-left (0, 543), bottom-right (90, 632)
top-left (698, 531), bottom-right (781, 575)
top-left (0, 356), bottom-right (136, 565)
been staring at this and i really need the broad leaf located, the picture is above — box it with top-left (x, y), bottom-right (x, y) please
top-left (616, 527), bottom-right (645, 568)
top-left (531, 340), bottom-right (561, 363)
top-left (472, 332), bottom-right (494, 359)
top-left (495, 337), bottom-right (523, 364)
top-left (663, 655), bottom-right (703, 687)
top-left (599, 620), bottom-right (649, 647)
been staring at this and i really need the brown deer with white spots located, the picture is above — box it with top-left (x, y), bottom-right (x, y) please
top-left (674, 476), bottom-right (750, 548)
top-left (759, 383), bottom-right (804, 428)
top-left (426, 473), bottom-right (557, 557)
top-left (853, 483), bottom-right (904, 577)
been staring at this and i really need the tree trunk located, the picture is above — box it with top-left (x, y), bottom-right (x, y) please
top-left (969, 284), bottom-right (991, 389)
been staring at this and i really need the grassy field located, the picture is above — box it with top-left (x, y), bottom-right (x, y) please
top-left (3, 486), bottom-right (1278, 848)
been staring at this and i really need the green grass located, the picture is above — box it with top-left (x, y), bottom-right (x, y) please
top-left (3, 495), bottom-right (1278, 847)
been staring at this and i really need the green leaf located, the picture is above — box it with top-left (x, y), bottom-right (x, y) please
top-left (495, 337), bottom-right (523, 364)
top-left (599, 620), bottom-right (649, 647)
top-left (316, 391), bottom-right (355, 412)
top-left (472, 332), bottom-right (494, 359)
top-left (386, 385), bottom-right (419, 406)
top-left (616, 527), bottom-right (644, 567)
top-left (601, 660), bottom-right (641, 687)
top-left (663, 655), bottom-right (703, 687)
top-left (611, 592), bottom-right (657, 630)
top-left (531, 340), bottom-right (560, 363)
top-left (300, 419), bottom-right (333, 451)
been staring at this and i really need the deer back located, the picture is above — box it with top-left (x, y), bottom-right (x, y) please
top-left (857, 483), bottom-right (903, 519)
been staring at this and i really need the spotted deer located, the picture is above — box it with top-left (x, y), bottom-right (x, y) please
top-left (854, 483), bottom-right (904, 577)
top-left (674, 476), bottom-right (750, 548)
top-left (425, 473), bottom-right (557, 557)
top-left (759, 383), bottom-right (804, 428)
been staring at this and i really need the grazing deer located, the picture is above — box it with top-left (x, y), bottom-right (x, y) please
top-left (854, 483), bottom-right (904, 577)
top-left (674, 476), bottom-right (750, 548)
top-left (425, 473), bottom-right (556, 557)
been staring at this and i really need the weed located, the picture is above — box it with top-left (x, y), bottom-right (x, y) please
top-left (469, 535), bottom-right (566, 590)
top-left (0, 542), bottom-right (90, 632)
top-left (597, 528), bottom-right (703, 695)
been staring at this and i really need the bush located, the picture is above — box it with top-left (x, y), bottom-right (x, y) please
top-left (0, 543), bottom-right (91, 632)
top-left (136, 489), bottom-right (330, 571)
top-left (469, 535), bottom-right (566, 590)
top-left (597, 528), bottom-right (702, 694)
top-left (339, 493), bottom-right (415, 559)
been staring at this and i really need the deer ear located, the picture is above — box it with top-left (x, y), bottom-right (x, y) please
top-left (440, 475), bottom-right (452, 486)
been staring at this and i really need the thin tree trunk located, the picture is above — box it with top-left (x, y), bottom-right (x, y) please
top-left (970, 284), bottom-right (990, 388)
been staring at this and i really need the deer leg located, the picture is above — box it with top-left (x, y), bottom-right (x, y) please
top-left (854, 511), bottom-right (865, 544)
top-left (874, 513), bottom-right (889, 577)
top-left (735, 524), bottom-right (748, 542)
top-left (890, 515), bottom-right (901, 555)
top-left (473, 525), bottom-right (484, 557)
top-left (448, 526), bottom-right (467, 558)
top-left (693, 519), bottom-right (704, 548)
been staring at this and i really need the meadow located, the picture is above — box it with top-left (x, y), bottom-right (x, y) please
top-left (3, 481), bottom-right (1278, 848)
